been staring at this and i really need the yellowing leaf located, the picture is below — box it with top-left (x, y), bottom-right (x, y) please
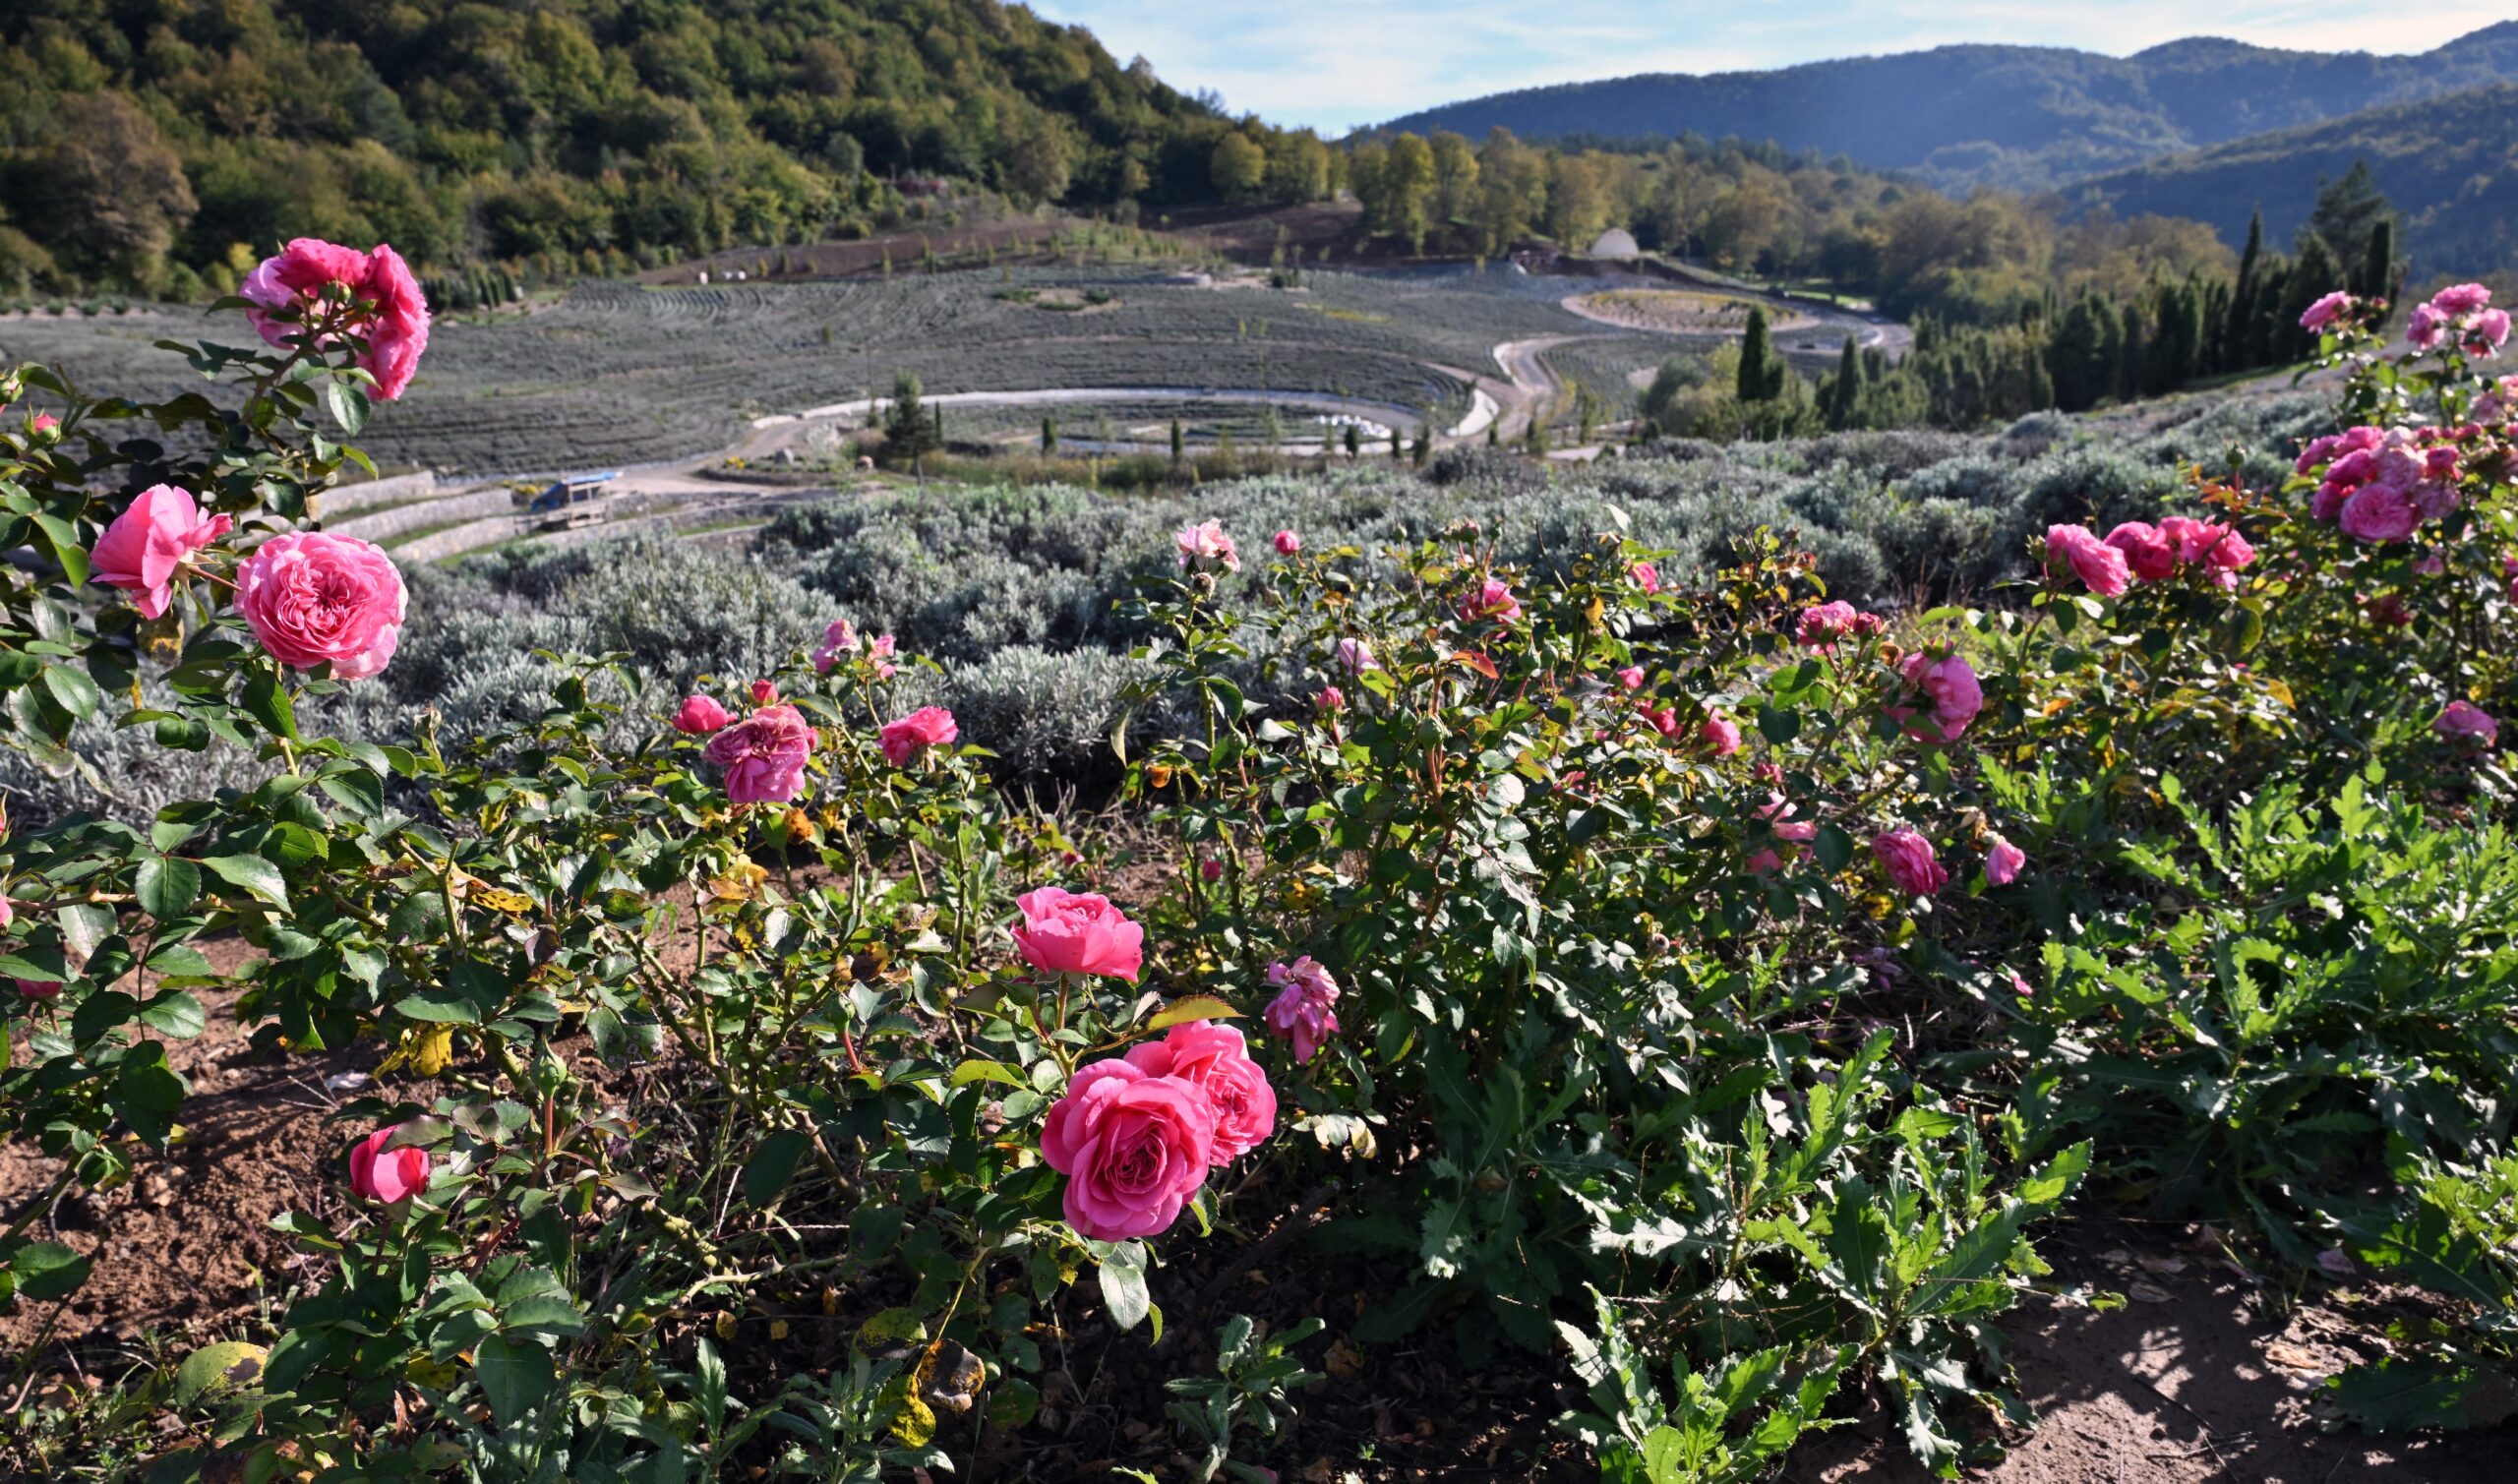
top-left (469, 887), bottom-right (536, 915)
top-left (1146, 994), bottom-right (1240, 1032)
top-left (890, 1394), bottom-right (937, 1447)
top-left (379, 1023), bottom-right (455, 1079)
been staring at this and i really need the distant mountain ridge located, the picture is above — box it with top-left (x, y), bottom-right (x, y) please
top-left (1368, 24), bottom-right (2518, 193)
top-left (2072, 83), bottom-right (2518, 278)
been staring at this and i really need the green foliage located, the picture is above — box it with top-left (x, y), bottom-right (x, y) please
top-left (1163, 1315), bottom-right (1326, 1482)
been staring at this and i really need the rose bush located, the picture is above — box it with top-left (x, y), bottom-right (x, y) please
top-left (2, 252), bottom-right (2516, 1484)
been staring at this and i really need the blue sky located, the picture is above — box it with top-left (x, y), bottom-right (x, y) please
top-left (1034, 3), bottom-right (2516, 133)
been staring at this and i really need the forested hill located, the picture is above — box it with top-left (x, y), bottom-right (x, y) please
top-left (1368, 25), bottom-right (2518, 192)
top-left (2072, 84), bottom-right (2518, 279)
top-left (0, 0), bottom-right (1335, 297)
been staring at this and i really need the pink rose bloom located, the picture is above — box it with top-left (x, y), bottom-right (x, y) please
top-left (1335, 637), bottom-right (1376, 674)
top-left (1892, 650), bottom-right (1982, 744)
top-left (749, 679), bottom-right (779, 705)
top-left (1263, 956), bottom-right (1341, 1063)
top-left (878, 705), bottom-right (957, 766)
top-left (2299, 290), bottom-right (2354, 331)
top-left (1986, 835), bottom-right (2025, 887)
top-left (1175, 519), bottom-right (1240, 572)
top-left (239, 239), bottom-right (431, 399)
top-left (701, 703), bottom-right (816, 803)
top-left (356, 245), bottom-right (432, 401)
top-left (16, 978), bottom-right (61, 1001)
top-left (90, 484), bottom-right (231, 619)
top-left (2102, 522), bottom-right (2177, 582)
top-left (2432, 284), bottom-right (2492, 316)
top-left (1748, 793), bottom-right (1818, 875)
top-left (1125, 1022), bottom-right (1277, 1165)
top-left (1616, 666), bottom-right (1646, 691)
top-left (1796, 600), bottom-right (1862, 648)
top-left (233, 531), bottom-right (406, 680)
top-left (2046, 524), bottom-right (2129, 597)
top-left (1316, 685), bottom-right (1345, 712)
top-left (1630, 562), bottom-right (1660, 595)
top-left (2415, 550), bottom-right (2447, 577)
top-left (2467, 309), bottom-right (2510, 356)
top-left (867, 633), bottom-right (897, 680)
top-left (1700, 712), bottom-right (1742, 756)
top-left (1198, 858), bottom-right (1222, 882)
top-left (239, 238), bottom-right (374, 347)
top-left (348, 1123), bottom-right (432, 1204)
top-left (1010, 886), bottom-right (1144, 981)
top-left (2009, 970), bottom-right (2035, 998)
top-left (2338, 484), bottom-right (2420, 544)
top-left (1458, 577), bottom-right (1522, 625)
top-left (1645, 707), bottom-right (1681, 737)
top-left (28, 411), bottom-right (59, 438)
top-left (2199, 524), bottom-right (2254, 572)
top-left (2437, 700), bottom-right (2498, 747)
top-left (1039, 1059), bottom-right (1215, 1240)
top-left (671, 694), bottom-right (732, 735)
top-left (1273, 529), bottom-right (1301, 556)
top-left (1872, 829), bottom-right (1948, 897)
top-left (2408, 303), bottom-right (2447, 351)
top-left (812, 618), bottom-right (859, 673)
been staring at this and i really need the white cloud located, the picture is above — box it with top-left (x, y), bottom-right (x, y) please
top-left (1036, 1), bottom-right (2516, 131)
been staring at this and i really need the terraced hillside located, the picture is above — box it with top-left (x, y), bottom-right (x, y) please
top-left (0, 265), bottom-right (1867, 475)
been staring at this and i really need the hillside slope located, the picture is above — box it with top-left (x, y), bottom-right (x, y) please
top-left (0, 0), bottom-right (1332, 295)
top-left (2070, 84), bottom-right (2518, 278)
top-left (1368, 24), bottom-right (2518, 192)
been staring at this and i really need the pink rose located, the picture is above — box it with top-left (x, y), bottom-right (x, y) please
top-left (233, 531), bottom-right (406, 680)
top-left (2299, 291), bottom-right (2354, 331)
top-left (27, 411), bottom-right (59, 439)
top-left (1630, 562), bottom-right (1660, 594)
top-left (878, 705), bottom-right (957, 766)
top-left (1891, 650), bottom-right (1982, 744)
top-left (90, 484), bottom-right (231, 620)
top-left (812, 617), bottom-right (859, 673)
top-left (1616, 666), bottom-right (1646, 691)
top-left (1796, 600), bottom-right (1863, 648)
top-left (1748, 793), bottom-right (1818, 875)
top-left (1316, 685), bottom-right (1345, 712)
top-left (1263, 957), bottom-right (1341, 1063)
top-left (1039, 1060), bottom-right (1215, 1240)
top-left (1872, 829), bottom-right (1948, 897)
top-left (1335, 637), bottom-right (1376, 674)
top-left (1645, 706), bottom-right (1681, 737)
top-left (2467, 309), bottom-right (2510, 356)
top-left (2431, 283), bottom-right (2493, 317)
top-left (671, 694), bottom-right (732, 735)
top-left (1458, 577), bottom-right (1522, 625)
top-left (2437, 700), bottom-right (2498, 748)
top-left (2045, 524), bottom-right (2129, 597)
top-left (16, 978), bottom-right (61, 1001)
top-left (2409, 303), bottom-right (2447, 351)
top-left (240, 239), bottom-right (374, 347)
top-left (2338, 484), bottom-right (2420, 544)
top-left (867, 634), bottom-right (897, 680)
top-left (1273, 529), bottom-right (1301, 556)
top-left (749, 679), bottom-right (779, 705)
top-left (1700, 712), bottom-right (1742, 756)
top-left (1198, 858), bottom-right (1222, 883)
top-left (356, 245), bottom-right (431, 401)
top-left (2102, 522), bottom-right (2176, 582)
top-left (348, 1123), bottom-right (432, 1204)
top-left (1010, 886), bottom-right (1144, 981)
top-left (701, 703), bottom-right (816, 803)
top-left (1986, 835), bottom-right (2025, 886)
top-left (1175, 519), bottom-right (1240, 572)
top-left (1125, 1022), bottom-right (1277, 1165)
top-left (239, 239), bottom-right (431, 399)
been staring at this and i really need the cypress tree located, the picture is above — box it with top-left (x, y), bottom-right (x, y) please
top-left (1041, 416), bottom-right (1057, 454)
top-left (2225, 211), bottom-right (2263, 367)
top-left (1826, 334), bottom-right (1862, 428)
top-left (1170, 418), bottom-right (1185, 463)
top-left (1737, 307), bottom-right (1778, 402)
top-left (2354, 218), bottom-right (2396, 304)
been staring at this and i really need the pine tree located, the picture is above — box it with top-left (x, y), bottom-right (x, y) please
top-left (1170, 418), bottom-right (1185, 464)
top-left (2353, 218), bottom-right (2397, 304)
top-left (1041, 416), bottom-right (1057, 454)
top-left (882, 372), bottom-right (936, 463)
top-left (1344, 423), bottom-right (1360, 459)
top-left (1390, 425), bottom-right (1403, 459)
